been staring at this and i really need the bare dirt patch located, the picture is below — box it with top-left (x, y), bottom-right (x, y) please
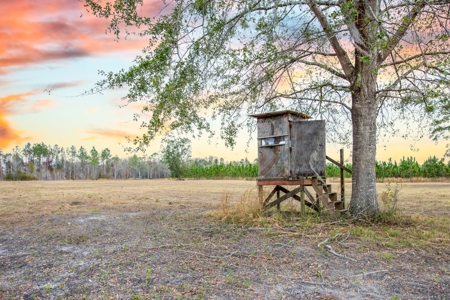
top-left (0, 180), bottom-right (449, 299)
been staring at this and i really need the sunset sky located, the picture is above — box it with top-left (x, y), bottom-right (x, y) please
top-left (0, 0), bottom-right (447, 163)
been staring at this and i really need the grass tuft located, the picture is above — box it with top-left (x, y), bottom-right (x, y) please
top-left (213, 190), bottom-right (263, 225)
top-left (211, 190), bottom-right (330, 228)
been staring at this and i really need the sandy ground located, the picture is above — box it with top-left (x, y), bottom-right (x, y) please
top-left (0, 179), bottom-right (449, 299)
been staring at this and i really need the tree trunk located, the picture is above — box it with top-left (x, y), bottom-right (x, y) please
top-left (349, 62), bottom-right (380, 216)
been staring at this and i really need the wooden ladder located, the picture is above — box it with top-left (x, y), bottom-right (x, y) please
top-left (311, 178), bottom-right (343, 217)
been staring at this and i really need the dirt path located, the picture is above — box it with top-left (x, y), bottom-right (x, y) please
top-left (0, 180), bottom-right (449, 299)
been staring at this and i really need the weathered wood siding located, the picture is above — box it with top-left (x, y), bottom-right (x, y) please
top-left (257, 115), bottom-right (290, 179)
top-left (290, 120), bottom-right (326, 177)
top-left (254, 111), bottom-right (325, 180)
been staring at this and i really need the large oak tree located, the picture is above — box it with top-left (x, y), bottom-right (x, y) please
top-left (84, 0), bottom-right (450, 216)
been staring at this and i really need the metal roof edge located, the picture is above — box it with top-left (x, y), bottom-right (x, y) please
top-left (249, 110), bottom-right (311, 119)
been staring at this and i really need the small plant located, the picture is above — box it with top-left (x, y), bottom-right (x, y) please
top-left (276, 290), bottom-right (283, 300)
top-left (243, 278), bottom-right (251, 288)
top-left (378, 252), bottom-right (394, 263)
top-left (78, 234), bottom-right (88, 243)
top-left (380, 183), bottom-right (402, 213)
top-left (44, 283), bottom-right (51, 294)
top-left (225, 269), bottom-right (237, 284)
top-left (145, 268), bottom-right (153, 284)
top-left (179, 282), bottom-right (191, 291)
top-left (99, 269), bottom-right (109, 280)
top-left (91, 249), bottom-right (100, 257)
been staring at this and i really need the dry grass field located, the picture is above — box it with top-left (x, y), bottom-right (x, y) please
top-left (0, 179), bottom-right (449, 299)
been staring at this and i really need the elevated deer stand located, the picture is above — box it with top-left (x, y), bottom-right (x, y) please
top-left (250, 110), bottom-right (349, 216)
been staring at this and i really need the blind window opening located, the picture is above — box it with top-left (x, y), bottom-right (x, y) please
top-left (261, 136), bottom-right (286, 146)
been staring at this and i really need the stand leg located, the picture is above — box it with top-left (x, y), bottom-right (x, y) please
top-left (276, 190), bottom-right (280, 211)
top-left (258, 185), bottom-right (263, 209)
top-left (300, 186), bottom-right (305, 215)
top-left (340, 148), bottom-right (345, 209)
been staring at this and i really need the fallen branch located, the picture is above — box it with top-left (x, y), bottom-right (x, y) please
top-left (278, 276), bottom-right (329, 286)
top-left (325, 244), bottom-right (357, 262)
top-left (274, 240), bottom-right (295, 248)
top-left (317, 237), bottom-right (330, 248)
top-left (143, 243), bottom-right (189, 250)
top-left (338, 232), bottom-right (351, 245)
top-left (355, 270), bottom-right (388, 277)
top-left (317, 233), bottom-right (342, 248)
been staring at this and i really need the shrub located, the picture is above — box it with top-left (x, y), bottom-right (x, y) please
top-left (4, 171), bottom-right (38, 181)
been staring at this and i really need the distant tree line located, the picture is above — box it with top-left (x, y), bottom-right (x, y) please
top-left (182, 156), bottom-right (449, 180)
top-left (0, 143), bottom-right (169, 180)
top-left (1, 143), bottom-right (449, 180)
top-left (184, 157), bottom-right (258, 179)
top-left (326, 156), bottom-right (450, 179)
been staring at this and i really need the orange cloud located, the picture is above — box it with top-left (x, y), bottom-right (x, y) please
top-left (0, 117), bottom-right (25, 148)
top-left (0, 80), bottom-right (18, 87)
top-left (0, 90), bottom-right (59, 147)
top-left (86, 107), bottom-right (98, 114)
top-left (82, 135), bottom-right (98, 141)
top-left (28, 99), bottom-right (59, 113)
top-left (45, 81), bottom-right (85, 92)
top-left (85, 128), bottom-right (131, 140)
top-left (0, 92), bottom-right (58, 115)
top-left (0, 91), bottom-right (38, 114)
top-left (0, 0), bottom-right (165, 71)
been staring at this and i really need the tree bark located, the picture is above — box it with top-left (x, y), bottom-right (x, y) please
top-left (349, 60), bottom-right (380, 216)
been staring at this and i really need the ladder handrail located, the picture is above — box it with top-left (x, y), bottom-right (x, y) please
top-left (326, 155), bottom-right (352, 174)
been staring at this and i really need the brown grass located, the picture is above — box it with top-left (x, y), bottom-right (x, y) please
top-left (1, 179), bottom-right (449, 299)
top-left (1, 179), bottom-right (449, 249)
top-left (0, 179), bottom-right (252, 226)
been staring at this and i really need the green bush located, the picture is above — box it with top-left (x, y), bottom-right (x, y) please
top-left (4, 171), bottom-right (38, 181)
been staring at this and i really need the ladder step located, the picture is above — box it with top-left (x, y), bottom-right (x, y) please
top-left (332, 201), bottom-right (344, 210)
top-left (324, 192), bottom-right (338, 202)
top-left (319, 184), bottom-right (332, 192)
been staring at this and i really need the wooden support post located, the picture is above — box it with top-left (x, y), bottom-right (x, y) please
top-left (258, 185), bottom-right (264, 209)
top-left (276, 189), bottom-right (281, 211)
top-left (300, 186), bottom-right (305, 215)
top-left (340, 148), bottom-right (345, 209)
top-left (264, 186), bottom-right (303, 211)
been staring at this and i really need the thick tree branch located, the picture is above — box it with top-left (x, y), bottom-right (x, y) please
top-left (379, 1), bottom-right (426, 63)
top-left (308, 0), bottom-right (354, 79)
top-left (381, 51), bottom-right (450, 67)
top-left (376, 63), bottom-right (424, 112)
top-left (296, 59), bottom-right (347, 79)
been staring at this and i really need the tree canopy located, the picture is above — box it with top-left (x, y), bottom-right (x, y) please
top-left (161, 137), bottom-right (192, 179)
top-left (85, 0), bottom-right (450, 216)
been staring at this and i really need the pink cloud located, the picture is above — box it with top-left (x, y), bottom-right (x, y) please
top-left (85, 128), bottom-right (131, 140)
top-left (0, 0), bottom-right (166, 71)
top-left (28, 99), bottom-right (59, 113)
top-left (0, 90), bottom-right (61, 147)
top-left (0, 117), bottom-right (26, 148)
top-left (44, 81), bottom-right (85, 91)
top-left (86, 107), bottom-right (98, 114)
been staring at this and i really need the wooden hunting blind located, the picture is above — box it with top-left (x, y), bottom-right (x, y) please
top-left (250, 110), bottom-right (326, 180)
top-left (250, 110), bottom-right (348, 216)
